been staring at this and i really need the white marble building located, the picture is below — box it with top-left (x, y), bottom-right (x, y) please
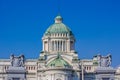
top-left (0, 15), bottom-right (119, 80)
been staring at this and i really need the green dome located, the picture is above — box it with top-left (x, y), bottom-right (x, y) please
top-left (47, 54), bottom-right (71, 67)
top-left (44, 16), bottom-right (73, 36)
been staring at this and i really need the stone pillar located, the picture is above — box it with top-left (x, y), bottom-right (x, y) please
top-left (67, 40), bottom-right (70, 52)
top-left (49, 40), bottom-right (51, 52)
top-left (66, 40), bottom-right (68, 52)
top-left (51, 74), bottom-right (53, 80)
top-left (48, 39), bottom-right (50, 52)
top-left (52, 41), bottom-right (54, 51)
top-left (63, 41), bottom-right (66, 52)
top-left (43, 41), bottom-right (45, 51)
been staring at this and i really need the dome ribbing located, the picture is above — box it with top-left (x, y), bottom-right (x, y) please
top-left (44, 15), bottom-right (73, 36)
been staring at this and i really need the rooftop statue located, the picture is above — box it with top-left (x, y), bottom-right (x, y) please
top-left (10, 54), bottom-right (25, 67)
top-left (96, 54), bottom-right (112, 67)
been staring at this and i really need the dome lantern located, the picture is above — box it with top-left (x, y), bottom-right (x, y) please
top-left (55, 15), bottom-right (63, 23)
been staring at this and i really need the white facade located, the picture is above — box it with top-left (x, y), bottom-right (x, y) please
top-left (0, 15), bottom-right (119, 80)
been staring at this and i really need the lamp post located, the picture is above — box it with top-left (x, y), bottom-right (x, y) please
top-left (81, 60), bottom-right (84, 80)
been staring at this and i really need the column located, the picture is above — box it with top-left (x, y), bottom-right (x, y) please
top-left (54, 41), bottom-right (56, 51)
top-left (51, 74), bottom-right (52, 80)
top-left (49, 40), bottom-right (51, 52)
top-left (65, 41), bottom-right (66, 52)
top-left (63, 41), bottom-right (65, 51)
top-left (54, 41), bottom-right (55, 51)
top-left (67, 40), bottom-right (70, 52)
top-left (51, 41), bottom-right (54, 51)
top-left (65, 40), bottom-right (67, 52)
top-left (47, 39), bottom-right (50, 51)
top-left (43, 41), bottom-right (45, 51)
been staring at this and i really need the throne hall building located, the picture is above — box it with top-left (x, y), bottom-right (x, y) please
top-left (0, 15), bottom-right (120, 80)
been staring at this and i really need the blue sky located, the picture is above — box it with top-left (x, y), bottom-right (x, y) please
top-left (0, 0), bottom-right (120, 67)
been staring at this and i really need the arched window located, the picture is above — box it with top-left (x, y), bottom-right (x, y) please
top-left (89, 66), bottom-right (91, 70)
top-left (29, 66), bottom-right (31, 70)
top-left (34, 66), bottom-right (36, 70)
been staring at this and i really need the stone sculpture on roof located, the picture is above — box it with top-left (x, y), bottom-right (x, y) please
top-left (96, 54), bottom-right (112, 67)
top-left (10, 54), bottom-right (25, 67)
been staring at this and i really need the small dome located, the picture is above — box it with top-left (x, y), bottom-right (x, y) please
top-left (44, 15), bottom-right (73, 36)
top-left (47, 54), bottom-right (71, 68)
